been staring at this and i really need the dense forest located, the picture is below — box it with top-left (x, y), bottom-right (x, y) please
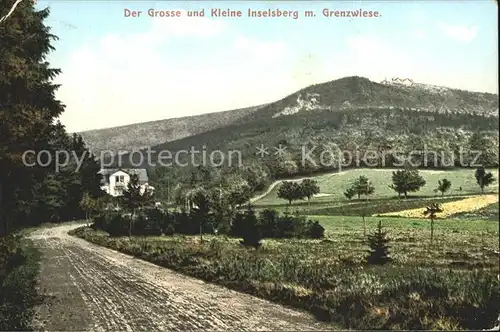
top-left (0, 2), bottom-right (102, 235)
top-left (128, 106), bottom-right (499, 203)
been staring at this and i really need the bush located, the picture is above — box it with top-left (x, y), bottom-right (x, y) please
top-left (230, 211), bottom-right (247, 238)
top-left (133, 213), bottom-right (162, 236)
top-left (97, 212), bottom-right (129, 237)
top-left (258, 208), bottom-right (280, 238)
top-left (93, 207), bottom-right (323, 240)
top-left (306, 220), bottom-right (325, 239)
top-left (239, 207), bottom-right (262, 249)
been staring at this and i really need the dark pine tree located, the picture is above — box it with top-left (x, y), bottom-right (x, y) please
top-left (366, 221), bottom-right (391, 265)
top-left (239, 206), bottom-right (262, 249)
top-left (0, 2), bottom-right (65, 234)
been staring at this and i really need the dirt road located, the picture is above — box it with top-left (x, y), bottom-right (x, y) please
top-left (29, 224), bottom-right (332, 331)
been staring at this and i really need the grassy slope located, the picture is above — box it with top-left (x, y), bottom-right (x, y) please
top-left (254, 168), bottom-right (499, 208)
top-left (451, 203), bottom-right (499, 221)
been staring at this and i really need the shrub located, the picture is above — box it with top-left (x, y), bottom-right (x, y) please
top-left (231, 208), bottom-right (323, 239)
top-left (164, 224), bottom-right (175, 236)
top-left (230, 211), bottom-right (247, 238)
top-left (94, 212), bottom-right (128, 237)
top-left (93, 207), bottom-right (323, 240)
top-left (258, 208), bottom-right (280, 238)
top-left (306, 220), bottom-right (325, 239)
top-left (276, 213), bottom-right (308, 238)
top-left (133, 213), bottom-right (162, 236)
top-left (239, 207), bottom-right (262, 249)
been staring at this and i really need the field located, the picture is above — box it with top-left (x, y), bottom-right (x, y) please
top-left (256, 169), bottom-right (498, 209)
top-left (71, 167), bottom-right (500, 330)
top-left (72, 214), bottom-right (499, 330)
top-left (379, 194), bottom-right (499, 218)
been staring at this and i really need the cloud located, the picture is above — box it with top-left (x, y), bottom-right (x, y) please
top-left (437, 22), bottom-right (478, 43)
top-left (55, 13), bottom-right (291, 132)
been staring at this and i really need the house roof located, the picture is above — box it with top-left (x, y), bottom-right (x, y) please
top-left (99, 168), bottom-right (149, 183)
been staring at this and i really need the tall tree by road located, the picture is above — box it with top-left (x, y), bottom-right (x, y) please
top-left (0, 2), bottom-right (64, 235)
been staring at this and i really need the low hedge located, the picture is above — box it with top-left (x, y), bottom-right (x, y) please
top-left (93, 208), bottom-right (325, 239)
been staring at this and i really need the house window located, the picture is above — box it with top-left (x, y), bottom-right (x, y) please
top-left (115, 175), bottom-right (124, 183)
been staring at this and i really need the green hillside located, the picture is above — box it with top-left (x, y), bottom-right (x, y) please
top-left (255, 168), bottom-right (500, 206)
top-left (99, 76), bottom-right (500, 202)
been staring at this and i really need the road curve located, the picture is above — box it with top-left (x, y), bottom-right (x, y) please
top-left (249, 177), bottom-right (311, 204)
top-left (29, 224), bottom-right (333, 331)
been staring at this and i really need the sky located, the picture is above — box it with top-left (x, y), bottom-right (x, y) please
top-left (32, 0), bottom-right (498, 132)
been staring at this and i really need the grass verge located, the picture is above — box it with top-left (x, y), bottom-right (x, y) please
top-left (0, 235), bottom-right (41, 331)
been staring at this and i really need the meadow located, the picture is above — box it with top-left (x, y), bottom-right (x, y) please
top-left (72, 214), bottom-right (499, 330)
top-left (71, 167), bottom-right (500, 330)
top-left (255, 168), bottom-right (498, 209)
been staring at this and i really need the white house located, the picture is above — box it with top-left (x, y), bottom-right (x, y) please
top-left (99, 168), bottom-right (154, 197)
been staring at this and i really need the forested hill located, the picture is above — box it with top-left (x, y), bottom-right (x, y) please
top-left (115, 76), bottom-right (498, 167)
top-left (84, 76), bottom-right (498, 157)
top-left (78, 105), bottom-right (266, 155)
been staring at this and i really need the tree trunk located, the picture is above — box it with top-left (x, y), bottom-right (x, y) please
top-left (481, 186), bottom-right (484, 194)
top-left (0, 182), bottom-right (5, 237)
top-left (288, 199), bottom-right (292, 205)
top-left (404, 191), bottom-right (408, 199)
top-left (362, 214), bottom-right (366, 238)
top-left (200, 222), bottom-right (203, 243)
top-left (430, 217), bottom-right (434, 245)
top-left (86, 211), bottom-right (89, 227)
top-left (129, 209), bottom-right (135, 239)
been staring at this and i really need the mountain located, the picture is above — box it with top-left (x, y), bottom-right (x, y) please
top-left (107, 76), bottom-right (498, 178)
top-left (94, 76), bottom-right (498, 199)
top-left (78, 104), bottom-right (267, 155)
top-left (244, 76), bottom-right (498, 122)
top-left (82, 76), bottom-right (498, 155)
